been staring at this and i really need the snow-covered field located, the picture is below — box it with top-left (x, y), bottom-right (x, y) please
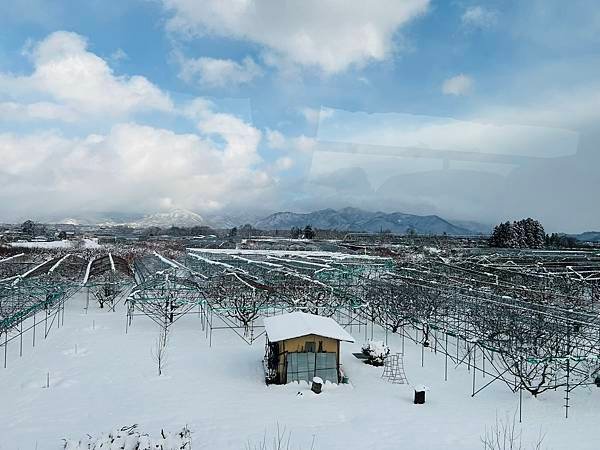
top-left (1, 293), bottom-right (598, 449)
top-left (9, 239), bottom-right (102, 250)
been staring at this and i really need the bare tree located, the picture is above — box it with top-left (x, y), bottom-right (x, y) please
top-left (214, 273), bottom-right (271, 337)
top-left (152, 330), bottom-right (169, 376)
top-left (481, 412), bottom-right (545, 450)
top-left (246, 424), bottom-right (315, 450)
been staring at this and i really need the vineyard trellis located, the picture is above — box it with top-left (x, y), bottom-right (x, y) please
top-left (180, 246), bottom-right (600, 418)
top-left (3, 242), bottom-right (599, 420)
top-left (0, 251), bottom-right (136, 368)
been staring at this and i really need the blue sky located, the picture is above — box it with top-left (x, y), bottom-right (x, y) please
top-left (0, 0), bottom-right (599, 232)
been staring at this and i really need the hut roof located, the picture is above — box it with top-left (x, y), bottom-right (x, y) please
top-left (264, 312), bottom-right (355, 343)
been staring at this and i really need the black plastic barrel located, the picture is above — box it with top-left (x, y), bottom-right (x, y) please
top-left (414, 388), bottom-right (425, 404)
top-left (311, 377), bottom-right (323, 394)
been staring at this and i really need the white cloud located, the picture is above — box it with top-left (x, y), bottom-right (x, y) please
top-left (299, 107), bottom-right (334, 126)
top-left (262, 129), bottom-right (317, 153)
top-left (196, 110), bottom-right (262, 168)
top-left (274, 156), bottom-right (294, 171)
top-left (0, 101), bottom-right (78, 122)
top-left (110, 48), bottom-right (128, 62)
top-left (442, 74), bottom-right (473, 96)
top-left (292, 135), bottom-right (317, 152)
top-left (461, 5), bottom-right (497, 29)
top-left (0, 119), bottom-right (272, 217)
top-left (0, 31), bottom-right (173, 119)
top-left (161, 0), bottom-right (430, 74)
top-left (0, 31), bottom-right (279, 220)
top-left (265, 128), bottom-right (286, 149)
top-left (177, 54), bottom-right (263, 87)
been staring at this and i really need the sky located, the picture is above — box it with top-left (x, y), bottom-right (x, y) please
top-left (0, 0), bottom-right (599, 232)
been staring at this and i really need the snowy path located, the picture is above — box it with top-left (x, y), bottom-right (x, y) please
top-left (1, 293), bottom-right (598, 449)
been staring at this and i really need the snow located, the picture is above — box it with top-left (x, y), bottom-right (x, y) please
top-left (10, 239), bottom-right (72, 249)
top-left (264, 311), bottom-right (356, 343)
top-left (9, 238), bottom-right (102, 249)
top-left (63, 425), bottom-right (191, 449)
top-left (49, 254), bottom-right (71, 273)
top-left (82, 257), bottom-right (94, 285)
top-left (17, 258), bottom-right (54, 281)
top-left (188, 248), bottom-right (387, 260)
top-left (188, 252), bottom-right (246, 273)
top-left (0, 252), bottom-right (25, 263)
top-left (361, 340), bottom-right (390, 364)
top-left (153, 252), bottom-right (182, 270)
top-left (1, 295), bottom-right (599, 449)
top-left (83, 238), bottom-right (101, 249)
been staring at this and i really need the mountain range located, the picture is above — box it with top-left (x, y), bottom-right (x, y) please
top-left (50, 207), bottom-right (488, 235)
top-left (30, 208), bottom-right (600, 240)
top-left (253, 207), bottom-right (481, 235)
top-left (572, 231), bottom-right (600, 243)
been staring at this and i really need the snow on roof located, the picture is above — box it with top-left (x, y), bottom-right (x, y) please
top-left (263, 312), bottom-right (355, 343)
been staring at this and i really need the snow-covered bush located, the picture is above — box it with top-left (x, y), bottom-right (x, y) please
top-left (361, 340), bottom-right (390, 366)
top-left (63, 424), bottom-right (191, 449)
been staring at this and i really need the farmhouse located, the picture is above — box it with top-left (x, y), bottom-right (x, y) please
top-left (263, 311), bottom-right (355, 385)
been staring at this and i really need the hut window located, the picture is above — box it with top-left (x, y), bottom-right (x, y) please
top-left (318, 341), bottom-right (323, 352)
top-left (305, 341), bottom-right (316, 352)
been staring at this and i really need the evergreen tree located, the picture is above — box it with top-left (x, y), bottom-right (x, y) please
top-left (303, 225), bottom-right (315, 239)
top-left (531, 220), bottom-right (546, 248)
top-left (240, 224), bottom-right (254, 238)
top-left (512, 220), bottom-right (526, 248)
top-left (22, 220), bottom-right (35, 236)
top-left (489, 218), bottom-right (546, 249)
top-left (489, 221), bottom-right (513, 247)
top-left (290, 226), bottom-right (301, 239)
top-left (546, 233), bottom-right (578, 248)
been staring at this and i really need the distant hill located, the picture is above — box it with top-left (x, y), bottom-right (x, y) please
top-left (51, 209), bottom-right (205, 229)
top-left (253, 207), bottom-right (481, 235)
top-left (44, 207), bottom-right (491, 235)
top-left (573, 231), bottom-right (600, 242)
top-left (130, 209), bottom-right (206, 229)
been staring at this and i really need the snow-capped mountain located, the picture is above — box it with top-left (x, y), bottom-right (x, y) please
top-left (54, 218), bottom-right (82, 226)
top-left (47, 212), bottom-right (144, 227)
top-left (44, 207), bottom-right (489, 235)
top-left (253, 207), bottom-right (479, 235)
top-left (128, 209), bottom-right (206, 228)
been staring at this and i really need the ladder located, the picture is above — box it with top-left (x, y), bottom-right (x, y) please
top-left (382, 353), bottom-right (407, 384)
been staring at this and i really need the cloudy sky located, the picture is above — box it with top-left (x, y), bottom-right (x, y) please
top-left (0, 0), bottom-right (599, 232)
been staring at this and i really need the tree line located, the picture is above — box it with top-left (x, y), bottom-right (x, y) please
top-left (489, 218), bottom-right (580, 249)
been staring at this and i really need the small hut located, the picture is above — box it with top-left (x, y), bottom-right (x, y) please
top-left (263, 312), bottom-right (355, 385)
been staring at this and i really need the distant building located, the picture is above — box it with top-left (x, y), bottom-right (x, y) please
top-left (263, 312), bottom-right (355, 385)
